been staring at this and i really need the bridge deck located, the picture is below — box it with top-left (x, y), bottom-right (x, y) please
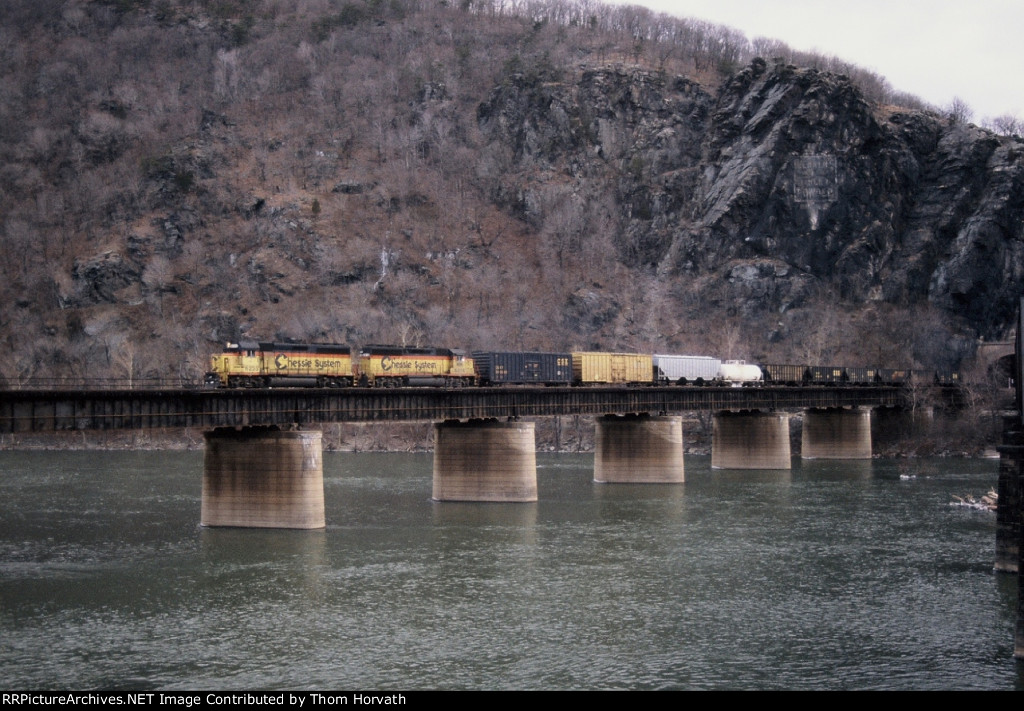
top-left (0, 386), bottom-right (906, 433)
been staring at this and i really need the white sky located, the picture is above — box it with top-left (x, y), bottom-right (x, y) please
top-left (602, 0), bottom-right (1023, 121)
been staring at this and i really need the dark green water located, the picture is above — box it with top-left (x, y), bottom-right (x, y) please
top-left (0, 451), bottom-right (1020, 690)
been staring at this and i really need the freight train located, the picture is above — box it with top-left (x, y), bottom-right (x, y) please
top-left (204, 340), bottom-right (959, 389)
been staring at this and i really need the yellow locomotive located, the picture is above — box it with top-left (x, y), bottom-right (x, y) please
top-left (356, 345), bottom-right (476, 387)
top-left (205, 340), bottom-right (354, 388)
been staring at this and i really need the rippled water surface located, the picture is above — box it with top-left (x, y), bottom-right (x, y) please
top-left (0, 450), bottom-right (1020, 690)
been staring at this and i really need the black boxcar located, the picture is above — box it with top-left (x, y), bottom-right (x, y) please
top-left (472, 351), bottom-right (573, 386)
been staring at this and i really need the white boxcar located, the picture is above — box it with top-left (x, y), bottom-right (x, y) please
top-left (653, 355), bottom-right (722, 384)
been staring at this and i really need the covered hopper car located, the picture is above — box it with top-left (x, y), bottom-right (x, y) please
top-left (653, 354), bottom-right (721, 385)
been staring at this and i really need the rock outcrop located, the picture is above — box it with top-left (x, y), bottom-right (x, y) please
top-left (479, 59), bottom-right (1024, 342)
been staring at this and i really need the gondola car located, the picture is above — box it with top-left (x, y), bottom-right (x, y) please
top-left (205, 339), bottom-right (354, 388)
top-left (472, 351), bottom-right (572, 386)
top-left (357, 345), bottom-right (476, 387)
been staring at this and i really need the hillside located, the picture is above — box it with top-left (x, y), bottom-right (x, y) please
top-left (2, 0), bottom-right (1022, 388)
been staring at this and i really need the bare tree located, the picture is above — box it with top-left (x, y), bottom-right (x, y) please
top-left (112, 339), bottom-right (137, 388)
top-left (946, 96), bottom-right (974, 124)
top-left (985, 114), bottom-right (1023, 137)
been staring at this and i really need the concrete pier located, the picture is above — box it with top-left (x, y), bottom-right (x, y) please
top-left (996, 418), bottom-right (1023, 575)
top-left (802, 407), bottom-right (872, 459)
top-left (712, 411), bottom-right (791, 470)
top-left (432, 419), bottom-right (538, 502)
top-left (593, 414), bottom-right (684, 483)
top-left (998, 418), bottom-right (1024, 658)
top-left (202, 427), bottom-right (325, 529)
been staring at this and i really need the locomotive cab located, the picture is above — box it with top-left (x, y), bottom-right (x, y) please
top-left (449, 349), bottom-right (476, 380)
top-left (205, 339), bottom-right (262, 388)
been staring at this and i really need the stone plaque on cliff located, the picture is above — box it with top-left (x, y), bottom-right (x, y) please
top-left (793, 155), bottom-right (838, 228)
top-left (793, 155), bottom-right (838, 204)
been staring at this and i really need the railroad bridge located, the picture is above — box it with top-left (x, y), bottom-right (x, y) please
top-left (0, 384), bottom-right (904, 432)
top-left (2, 383), bottom-right (912, 526)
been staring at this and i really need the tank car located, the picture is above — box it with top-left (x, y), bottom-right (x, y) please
top-left (357, 345), bottom-right (476, 387)
top-left (572, 352), bottom-right (653, 385)
top-left (205, 340), bottom-right (354, 388)
top-left (472, 352), bottom-right (572, 386)
top-left (718, 360), bottom-right (763, 386)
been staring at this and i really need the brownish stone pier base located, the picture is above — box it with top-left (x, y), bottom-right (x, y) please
top-left (202, 427), bottom-right (325, 529)
top-left (432, 419), bottom-right (537, 502)
top-left (712, 411), bottom-right (791, 470)
top-left (802, 407), bottom-right (872, 459)
top-left (593, 414), bottom-right (684, 483)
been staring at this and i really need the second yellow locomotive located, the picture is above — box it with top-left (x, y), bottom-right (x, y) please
top-left (356, 345), bottom-right (476, 387)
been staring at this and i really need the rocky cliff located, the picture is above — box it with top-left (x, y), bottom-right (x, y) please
top-left (479, 58), bottom-right (1024, 361)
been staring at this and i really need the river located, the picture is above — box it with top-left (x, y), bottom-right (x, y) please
top-left (0, 451), bottom-right (1020, 690)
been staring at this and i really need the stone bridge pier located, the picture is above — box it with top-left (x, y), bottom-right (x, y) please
top-left (200, 408), bottom-right (884, 524)
top-left (997, 417), bottom-right (1024, 659)
top-left (432, 419), bottom-right (538, 502)
top-left (712, 407), bottom-right (873, 469)
top-left (432, 414), bottom-right (689, 498)
top-left (712, 410), bottom-right (792, 469)
top-left (202, 426), bottom-right (325, 529)
top-left (801, 407), bottom-right (872, 459)
top-left (593, 414), bottom-right (685, 484)
top-left (996, 299), bottom-right (1024, 659)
